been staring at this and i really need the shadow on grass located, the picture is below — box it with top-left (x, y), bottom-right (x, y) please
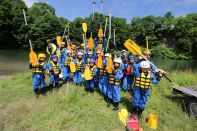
top-left (165, 94), bottom-right (188, 113)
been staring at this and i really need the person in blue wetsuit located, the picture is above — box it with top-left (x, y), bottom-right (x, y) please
top-left (29, 53), bottom-right (47, 98)
top-left (131, 61), bottom-right (161, 119)
top-left (85, 58), bottom-right (98, 94)
top-left (73, 52), bottom-right (85, 86)
top-left (108, 58), bottom-right (123, 110)
top-left (98, 53), bottom-right (109, 96)
top-left (62, 50), bottom-right (72, 84)
top-left (48, 55), bottom-right (61, 92)
top-left (58, 42), bottom-right (67, 65)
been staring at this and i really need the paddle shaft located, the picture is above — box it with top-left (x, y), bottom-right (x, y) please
top-left (23, 9), bottom-right (32, 49)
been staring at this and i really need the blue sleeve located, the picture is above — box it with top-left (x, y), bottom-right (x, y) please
top-left (151, 73), bottom-right (159, 84)
top-left (45, 63), bottom-right (51, 71)
top-left (114, 70), bottom-right (123, 80)
top-left (133, 62), bottom-right (140, 77)
top-left (150, 63), bottom-right (157, 73)
top-left (121, 63), bottom-right (127, 70)
top-left (94, 67), bottom-right (98, 76)
top-left (82, 59), bottom-right (86, 69)
top-left (103, 58), bottom-right (107, 67)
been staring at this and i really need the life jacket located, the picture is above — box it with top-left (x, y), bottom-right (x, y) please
top-left (90, 66), bottom-right (96, 77)
top-left (50, 61), bottom-right (59, 74)
top-left (64, 57), bottom-right (71, 66)
top-left (76, 59), bottom-right (83, 71)
top-left (32, 62), bottom-right (45, 73)
top-left (135, 71), bottom-right (151, 88)
top-left (109, 68), bottom-right (121, 85)
top-left (100, 67), bottom-right (107, 75)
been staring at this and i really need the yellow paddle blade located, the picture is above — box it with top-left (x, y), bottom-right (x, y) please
top-left (70, 61), bottom-right (76, 73)
top-left (124, 39), bottom-right (142, 56)
top-left (118, 109), bottom-right (129, 126)
top-left (88, 35), bottom-right (94, 49)
top-left (98, 26), bottom-right (103, 39)
top-left (84, 67), bottom-right (92, 80)
top-left (29, 48), bottom-right (38, 65)
top-left (97, 55), bottom-right (103, 69)
top-left (57, 48), bottom-right (61, 57)
top-left (106, 57), bottom-right (113, 74)
top-left (56, 36), bottom-right (62, 46)
top-left (82, 22), bottom-right (87, 33)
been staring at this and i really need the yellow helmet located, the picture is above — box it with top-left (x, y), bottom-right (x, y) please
top-left (144, 50), bottom-right (151, 55)
top-left (38, 53), bottom-right (46, 59)
top-left (61, 42), bottom-right (65, 45)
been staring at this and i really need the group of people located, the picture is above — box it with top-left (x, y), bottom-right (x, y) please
top-left (29, 39), bottom-right (165, 119)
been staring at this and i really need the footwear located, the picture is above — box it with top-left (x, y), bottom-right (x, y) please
top-left (137, 108), bottom-right (144, 120)
top-left (112, 102), bottom-right (119, 111)
top-left (49, 84), bottom-right (53, 94)
top-left (55, 83), bottom-right (59, 92)
top-left (107, 98), bottom-right (113, 108)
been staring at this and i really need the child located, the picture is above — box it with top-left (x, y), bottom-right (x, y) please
top-left (122, 55), bottom-right (135, 91)
top-left (108, 58), bottom-right (123, 110)
top-left (131, 61), bottom-right (161, 119)
top-left (48, 55), bottom-right (61, 92)
top-left (62, 50), bottom-right (72, 84)
top-left (85, 58), bottom-right (98, 94)
top-left (29, 53), bottom-right (47, 98)
top-left (98, 53), bottom-right (109, 96)
top-left (73, 52), bottom-right (85, 86)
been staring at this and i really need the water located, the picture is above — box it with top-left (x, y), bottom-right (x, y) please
top-left (0, 50), bottom-right (196, 76)
top-left (0, 50), bottom-right (29, 76)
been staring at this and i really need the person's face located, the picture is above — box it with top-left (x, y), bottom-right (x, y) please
top-left (40, 57), bottom-right (45, 62)
top-left (67, 53), bottom-right (71, 57)
top-left (122, 51), bottom-right (126, 56)
top-left (61, 44), bottom-right (65, 48)
top-left (144, 54), bottom-right (151, 59)
top-left (114, 62), bottom-right (120, 68)
top-left (52, 58), bottom-right (57, 62)
top-left (88, 54), bottom-right (93, 58)
top-left (129, 59), bottom-right (134, 63)
top-left (78, 55), bottom-right (82, 59)
top-left (90, 63), bottom-right (94, 66)
top-left (142, 68), bottom-right (149, 72)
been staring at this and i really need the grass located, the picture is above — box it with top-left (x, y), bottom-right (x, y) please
top-left (0, 71), bottom-right (197, 131)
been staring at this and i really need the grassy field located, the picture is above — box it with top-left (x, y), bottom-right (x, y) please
top-left (0, 71), bottom-right (197, 131)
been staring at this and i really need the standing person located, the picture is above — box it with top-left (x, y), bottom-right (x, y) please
top-left (131, 61), bottom-right (161, 119)
top-left (85, 51), bottom-right (94, 67)
top-left (48, 55), bottom-right (61, 92)
top-left (29, 53), bottom-right (47, 98)
top-left (108, 58), bottom-right (123, 110)
top-left (85, 59), bottom-right (98, 94)
top-left (122, 55), bottom-right (135, 91)
top-left (98, 53), bottom-right (109, 96)
top-left (58, 42), bottom-right (67, 65)
top-left (62, 50), bottom-right (72, 84)
top-left (73, 52), bottom-right (85, 86)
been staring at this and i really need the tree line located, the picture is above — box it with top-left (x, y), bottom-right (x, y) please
top-left (0, 0), bottom-right (197, 59)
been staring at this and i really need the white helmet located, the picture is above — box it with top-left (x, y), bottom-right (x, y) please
top-left (105, 53), bottom-right (110, 57)
top-left (114, 58), bottom-right (122, 64)
top-left (140, 61), bottom-right (150, 69)
top-left (66, 50), bottom-right (71, 54)
top-left (88, 51), bottom-right (93, 55)
top-left (78, 52), bottom-right (83, 56)
top-left (122, 50), bottom-right (126, 53)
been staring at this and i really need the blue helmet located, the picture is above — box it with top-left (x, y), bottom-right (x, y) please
top-left (117, 53), bottom-right (122, 58)
top-left (128, 55), bottom-right (134, 60)
top-left (89, 58), bottom-right (95, 63)
top-left (51, 55), bottom-right (58, 59)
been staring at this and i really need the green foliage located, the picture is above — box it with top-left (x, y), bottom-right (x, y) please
top-left (151, 44), bottom-right (189, 60)
top-left (0, 1), bottom-right (197, 59)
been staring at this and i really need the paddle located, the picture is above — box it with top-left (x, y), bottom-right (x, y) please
top-left (124, 39), bottom-right (176, 86)
top-left (23, 9), bottom-right (38, 66)
top-left (88, 32), bottom-right (94, 50)
top-left (82, 22), bottom-right (88, 51)
top-left (106, 11), bottom-right (112, 52)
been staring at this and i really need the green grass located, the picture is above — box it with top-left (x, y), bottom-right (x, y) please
top-left (0, 72), bottom-right (197, 131)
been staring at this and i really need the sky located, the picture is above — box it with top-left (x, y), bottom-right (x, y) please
top-left (23, 0), bottom-right (197, 22)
